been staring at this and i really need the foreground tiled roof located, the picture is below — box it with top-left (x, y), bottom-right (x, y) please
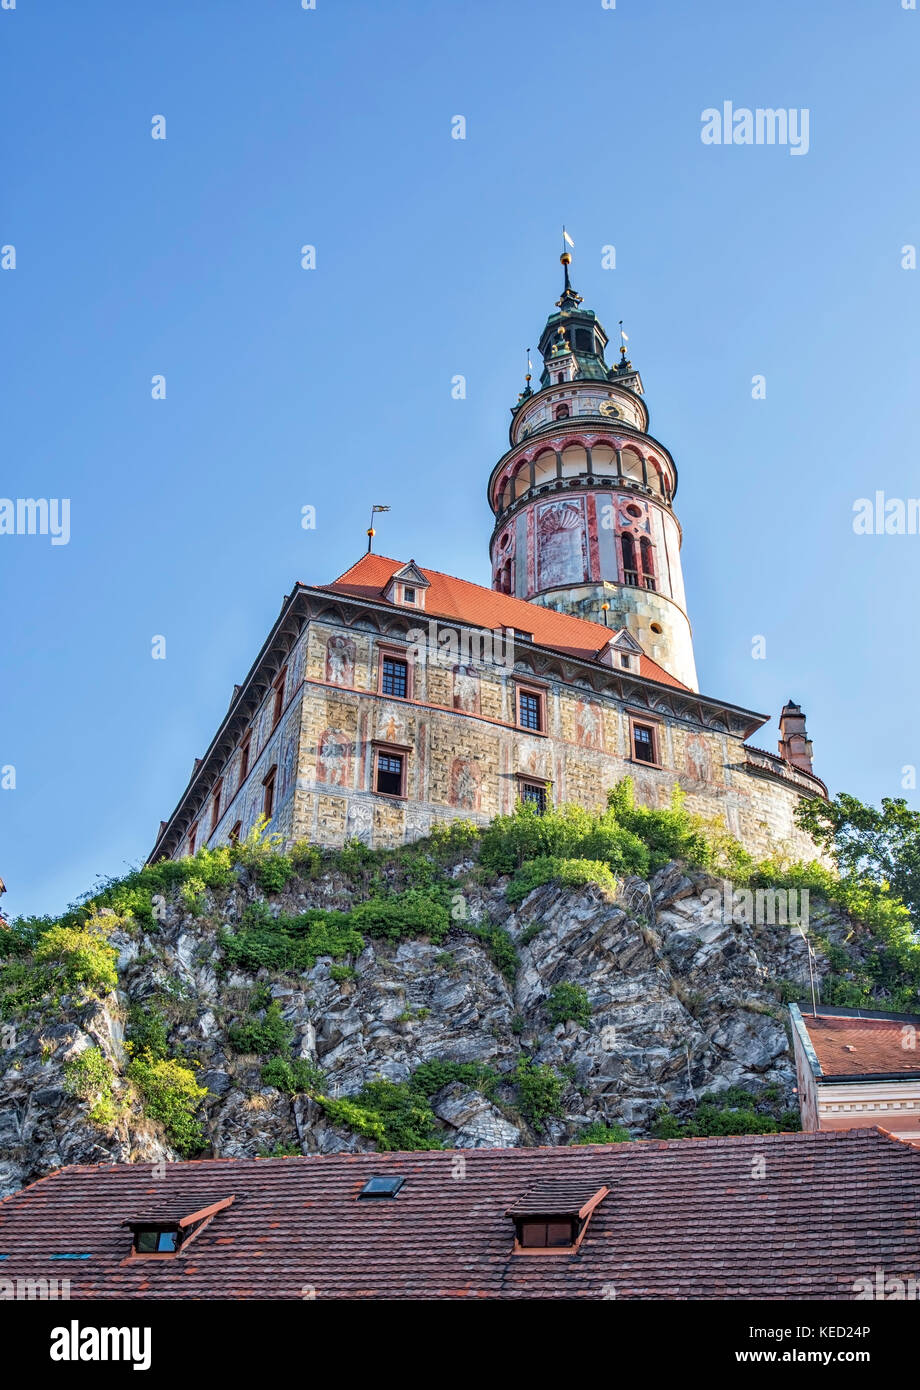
top-left (801, 1011), bottom-right (920, 1078)
top-left (320, 553), bottom-right (688, 689)
top-left (1, 1129), bottom-right (917, 1299)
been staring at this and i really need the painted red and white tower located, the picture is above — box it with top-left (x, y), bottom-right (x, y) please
top-left (487, 253), bottom-right (698, 691)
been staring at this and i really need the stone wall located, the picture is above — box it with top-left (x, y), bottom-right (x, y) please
top-left (180, 616), bottom-right (822, 864)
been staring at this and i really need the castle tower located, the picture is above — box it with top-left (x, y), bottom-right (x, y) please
top-left (487, 252), bottom-right (698, 691)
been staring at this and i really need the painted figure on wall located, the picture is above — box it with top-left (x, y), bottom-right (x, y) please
top-left (287, 637), bottom-right (306, 695)
top-left (537, 499), bottom-right (587, 589)
top-left (379, 710), bottom-right (408, 745)
top-left (452, 664), bottom-right (480, 714)
top-left (685, 734), bottom-right (712, 785)
top-left (575, 699), bottom-right (603, 750)
top-left (279, 727), bottom-right (297, 800)
top-left (316, 729), bottom-right (351, 787)
top-left (325, 635), bottom-right (355, 687)
top-left (450, 757), bottom-right (481, 811)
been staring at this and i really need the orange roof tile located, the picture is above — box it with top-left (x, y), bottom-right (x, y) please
top-left (319, 553), bottom-right (688, 689)
top-left (803, 1013), bottom-right (920, 1077)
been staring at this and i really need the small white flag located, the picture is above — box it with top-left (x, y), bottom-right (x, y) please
top-left (621, 330), bottom-right (629, 342)
top-left (563, 229), bottom-right (574, 248)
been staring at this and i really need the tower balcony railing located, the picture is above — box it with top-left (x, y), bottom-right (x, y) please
top-left (622, 570), bottom-right (657, 592)
top-left (495, 471), bottom-right (669, 525)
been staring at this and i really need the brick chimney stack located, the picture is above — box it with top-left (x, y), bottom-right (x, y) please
top-left (778, 700), bottom-right (814, 775)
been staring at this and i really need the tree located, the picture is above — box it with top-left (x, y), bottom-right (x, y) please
top-left (796, 793), bottom-right (920, 925)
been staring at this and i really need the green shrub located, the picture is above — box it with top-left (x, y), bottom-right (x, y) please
top-left (349, 890), bottom-right (450, 944)
top-left (0, 959), bottom-right (48, 1019)
top-left (573, 1122), bottom-right (632, 1145)
top-left (63, 1046), bottom-right (118, 1127)
top-left (546, 982), bottom-right (592, 1027)
top-left (126, 1001), bottom-right (169, 1061)
top-left (34, 916), bottom-right (119, 997)
top-left (507, 856), bottom-right (618, 906)
top-left (179, 875), bottom-right (207, 914)
top-left (229, 1001), bottom-right (294, 1056)
top-left (513, 1057), bottom-right (566, 1131)
top-left (466, 922), bottom-right (519, 980)
top-left (232, 817), bottom-right (296, 893)
top-left (409, 1059), bottom-right (498, 1098)
top-left (651, 1086), bottom-right (801, 1139)
top-left (317, 1077), bottom-right (442, 1151)
top-left (260, 1056), bottom-right (325, 1094)
top-left (290, 841), bottom-right (322, 878)
top-left (329, 964), bottom-right (357, 982)
top-left (480, 799), bottom-right (648, 877)
top-left (220, 904), bottom-right (363, 975)
top-left (127, 1051), bottom-right (207, 1155)
top-left (606, 779), bottom-right (716, 872)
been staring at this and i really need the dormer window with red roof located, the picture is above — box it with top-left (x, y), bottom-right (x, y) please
top-left (507, 1180), bottom-right (609, 1255)
top-left (123, 1197), bottom-right (234, 1260)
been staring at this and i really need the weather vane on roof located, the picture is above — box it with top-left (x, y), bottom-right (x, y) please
top-left (367, 504), bottom-right (390, 553)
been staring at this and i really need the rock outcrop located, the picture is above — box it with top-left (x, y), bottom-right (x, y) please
top-left (0, 861), bottom-right (851, 1196)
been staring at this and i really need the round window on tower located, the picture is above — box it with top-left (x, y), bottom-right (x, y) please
top-left (625, 504), bottom-right (643, 519)
top-left (554, 404), bottom-right (570, 420)
top-left (650, 622), bottom-right (663, 635)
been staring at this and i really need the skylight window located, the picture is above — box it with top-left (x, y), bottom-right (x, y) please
top-left (358, 1175), bottom-right (405, 1199)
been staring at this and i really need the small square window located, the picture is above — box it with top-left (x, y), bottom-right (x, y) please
top-left (376, 752), bottom-right (404, 796)
top-left (403, 586), bottom-right (415, 604)
top-left (358, 1175), bottom-right (405, 1199)
top-left (620, 655), bottom-right (631, 669)
top-left (518, 689), bottom-right (542, 732)
top-left (632, 723), bottom-right (657, 765)
top-left (520, 781), bottom-right (547, 813)
top-left (381, 657), bottom-right (408, 699)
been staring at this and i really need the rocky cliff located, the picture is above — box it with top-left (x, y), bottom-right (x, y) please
top-left (0, 848), bottom-right (862, 1198)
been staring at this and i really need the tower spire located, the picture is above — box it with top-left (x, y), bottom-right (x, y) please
top-left (557, 227), bottom-right (582, 312)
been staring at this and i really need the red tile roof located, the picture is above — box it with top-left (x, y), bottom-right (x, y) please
top-left (1, 1129), bottom-right (917, 1299)
top-left (320, 553), bottom-right (689, 689)
top-left (802, 1013), bottom-right (920, 1077)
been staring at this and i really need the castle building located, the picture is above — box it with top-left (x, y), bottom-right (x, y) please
top-left (149, 257), bottom-right (826, 866)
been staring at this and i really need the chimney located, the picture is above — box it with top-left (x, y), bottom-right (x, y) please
top-left (778, 700), bottom-right (814, 775)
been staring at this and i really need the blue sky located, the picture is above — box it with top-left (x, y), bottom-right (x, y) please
top-left (2, 0), bottom-right (918, 920)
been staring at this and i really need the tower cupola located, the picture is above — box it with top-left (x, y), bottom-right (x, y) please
top-left (487, 243), bottom-right (698, 691)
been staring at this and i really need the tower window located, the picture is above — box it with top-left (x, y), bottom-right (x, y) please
top-left (229, 820), bottom-right (242, 845)
top-left (640, 537), bottom-right (656, 591)
top-left (631, 722), bottom-right (659, 766)
top-left (210, 779), bottom-right (223, 832)
top-left (621, 533), bottom-right (638, 586)
top-left (554, 404), bottom-right (569, 420)
top-left (381, 656), bottom-right (409, 699)
top-left (262, 766), bottom-right (277, 819)
top-left (187, 821), bottom-right (198, 855)
top-left (516, 687), bottom-right (544, 732)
